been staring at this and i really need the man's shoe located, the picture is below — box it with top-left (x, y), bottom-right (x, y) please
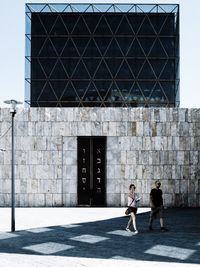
top-left (133, 230), bottom-right (138, 234)
top-left (161, 227), bottom-right (168, 232)
top-left (126, 227), bottom-right (131, 232)
top-left (149, 226), bottom-right (153, 231)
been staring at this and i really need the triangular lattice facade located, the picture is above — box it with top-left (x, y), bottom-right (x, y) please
top-left (25, 4), bottom-right (179, 107)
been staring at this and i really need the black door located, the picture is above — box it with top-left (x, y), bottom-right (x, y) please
top-left (78, 137), bottom-right (106, 206)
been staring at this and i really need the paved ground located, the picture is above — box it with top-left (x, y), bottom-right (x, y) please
top-left (0, 207), bottom-right (199, 267)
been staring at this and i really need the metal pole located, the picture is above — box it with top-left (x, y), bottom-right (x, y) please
top-left (11, 112), bottom-right (15, 232)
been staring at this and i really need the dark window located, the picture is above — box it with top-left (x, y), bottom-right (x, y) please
top-left (30, 11), bottom-right (179, 107)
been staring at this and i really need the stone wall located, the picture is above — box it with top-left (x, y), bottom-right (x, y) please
top-left (0, 107), bottom-right (200, 207)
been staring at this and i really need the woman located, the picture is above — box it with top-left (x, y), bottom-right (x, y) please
top-left (126, 184), bottom-right (139, 234)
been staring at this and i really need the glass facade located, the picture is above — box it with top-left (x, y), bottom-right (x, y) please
top-left (25, 4), bottom-right (179, 107)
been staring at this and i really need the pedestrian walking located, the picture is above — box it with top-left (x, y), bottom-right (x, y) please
top-left (149, 180), bottom-right (168, 232)
top-left (125, 184), bottom-right (140, 234)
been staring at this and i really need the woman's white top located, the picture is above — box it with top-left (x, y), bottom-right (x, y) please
top-left (128, 193), bottom-right (136, 207)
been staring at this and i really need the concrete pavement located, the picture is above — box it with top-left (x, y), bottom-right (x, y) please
top-left (0, 207), bottom-right (199, 267)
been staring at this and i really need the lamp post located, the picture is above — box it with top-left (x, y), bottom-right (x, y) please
top-left (4, 100), bottom-right (22, 232)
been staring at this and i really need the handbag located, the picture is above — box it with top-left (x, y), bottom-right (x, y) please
top-left (125, 207), bottom-right (131, 215)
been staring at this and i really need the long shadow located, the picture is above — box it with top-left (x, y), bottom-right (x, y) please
top-left (0, 208), bottom-right (199, 264)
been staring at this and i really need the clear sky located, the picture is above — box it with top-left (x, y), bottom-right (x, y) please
top-left (0, 0), bottom-right (199, 108)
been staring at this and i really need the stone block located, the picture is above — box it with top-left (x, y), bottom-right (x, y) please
top-left (63, 150), bottom-right (76, 165)
top-left (107, 137), bottom-right (120, 151)
top-left (107, 150), bottom-right (121, 165)
top-left (107, 193), bottom-right (121, 206)
top-left (91, 121), bottom-right (102, 135)
top-left (127, 151), bottom-right (138, 165)
top-left (45, 193), bottom-right (53, 206)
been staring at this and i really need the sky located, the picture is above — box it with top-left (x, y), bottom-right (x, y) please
top-left (0, 0), bottom-right (200, 108)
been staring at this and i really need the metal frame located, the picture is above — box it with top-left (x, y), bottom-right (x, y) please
top-left (25, 3), bottom-right (179, 107)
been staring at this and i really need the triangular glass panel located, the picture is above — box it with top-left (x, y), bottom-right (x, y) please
top-left (31, 37), bottom-right (46, 57)
top-left (26, 4), bottom-right (42, 12)
top-left (83, 83), bottom-right (102, 101)
top-left (49, 80), bottom-right (68, 99)
top-left (148, 14), bottom-right (167, 34)
top-left (38, 58), bottom-right (57, 77)
top-left (50, 61), bottom-right (68, 79)
top-left (158, 5), bottom-right (166, 13)
top-left (39, 38), bottom-right (57, 57)
top-left (160, 60), bottom-right (175, 79)
top-left (71, 81), bottom-right (89, 99)
top-left (50, 16), bottom-right (68, 35)
top-left (116, 37), bottom-right (133, 56)
top-left (41, 5), bottom-right (52, 12)
top-left (94, 80), bottom-right (112, 100)
top-left (105, 39), bottom-right (123, 57)
top-left (138, 16), bottom-right (156, 35)
top-left (51, 37), bottom-right (68, 56)
top-left (149, 83), bottom-right (167, 104)
top-left (62, 14), bottom-right (80, 34)
top-left (116, 81), bottom-right (133, 100)
top-left (149, 59), bottom-right (166, 78)
top-left (85, 5), bottom-right (94, 12)
top-left (83, 58), bottom-right (101, 77)
top-left (138, 37), bottom-right (156, 56)
top-left (104, 59), bottom-right (123, 77)
top-left (61, 58), bottom-right (79, 77)
top-left (160, 37), bottom-right (175, 57)
top-left (138, 81), bottom-right (156, 98)
top-left (73, 4), bottom-right (89, 12)
top-left (83, 14), bottom-right (102, 34)
top-left (83, 39), bottom-right (101, 57)
top-left (31, 14), bottom-right (46, 35)
top-left (72, 16), bottom-right (90, 35)
top-left (127, 59), bottom-right (145, 78)
top-left (31, 59), bottom-right (46, 79)
top-left (115, 16), bottom-right (134, 35)
top-left (159, 81), bottom-right (175, 103)
top-left (39, 14), bottom-right (58, 34)
top-left (160, 14), bottom-right (174, 35)
top-left (31, 80), bottom-right (46, 100)
top-left (106, 5), bottom-right (115, 12)
top-left (129, 83), bottom-right (145, 103)
top-left (115, 4), bottom-right (133, 13)
top-left (63, 5), bottom-right (73, 13)
top-left (129, 14), bottom-right (145, 34)
top-left (61, 39), bottom-right (79, 57)
top-left (94, 16), bottom-right (112, 35)
top-left (138, 61), bottom-right (156, 79)
top-left (50, 4), bottom-right (68, 12)
top-left (127, 39), bottom-right (145, 57)
top-left (104, 14), bottom-right (123, 34)
top-left (72, 60), bottom-right (90, 79)
top-left (73, 37), bottom-right (90, 56)
top-left (116, 61), bottom-right (134, 79)
top-left (149, 39), bottom-right (167, 57)
top-left (38, 82), bottom-right (57, 101)
top-left (135, 5), bottom-right (144, 13)
top-left (61, 82), bottom-right (80, 101)
top-left (96, 4), bottom-right (111, 12)
top-left (109, 82), bottom-right (125, 103)
top-left (94, 60), bottom-right (112, 79)
top-left (94, 37), bottom-right (112, 56)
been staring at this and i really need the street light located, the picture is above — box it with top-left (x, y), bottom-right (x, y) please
top-left (4, 99), bottom-right (22, 232)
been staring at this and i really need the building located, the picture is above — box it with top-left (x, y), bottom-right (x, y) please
top-left (2, 4), bottom-right (199, 208)
top-left (25, 3), bottom-right (179, 108)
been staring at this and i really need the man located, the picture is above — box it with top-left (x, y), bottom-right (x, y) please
top-left (149, 180), bottom-right (168, 232)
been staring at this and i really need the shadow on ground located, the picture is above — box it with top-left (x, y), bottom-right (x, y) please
top-left (0, 208), bottom-right (199, 264)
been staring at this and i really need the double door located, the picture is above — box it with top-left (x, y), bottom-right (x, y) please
top-left (78, 137), bottom-right (106, 206)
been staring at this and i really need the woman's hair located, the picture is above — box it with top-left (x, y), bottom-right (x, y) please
top-left (129, 184), bottom-right (135, 190)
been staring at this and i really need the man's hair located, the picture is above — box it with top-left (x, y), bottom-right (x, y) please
top-left (155, 180), bottom-right (161, 185)
top-left (129, 184), bottom-right (135, 190)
